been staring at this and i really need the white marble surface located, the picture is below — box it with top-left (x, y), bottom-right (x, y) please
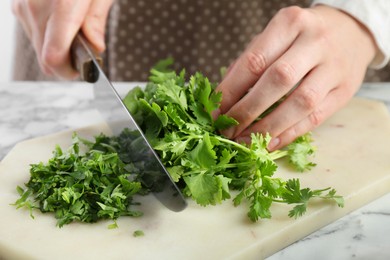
top-left (0, 81), bottom-right (389, 259)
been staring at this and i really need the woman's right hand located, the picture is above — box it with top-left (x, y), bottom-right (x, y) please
top-left (12, 0), bottom-right (113, 79)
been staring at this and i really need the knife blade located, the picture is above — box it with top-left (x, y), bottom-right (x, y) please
top-left (71, 32), bottom-right (187, 212)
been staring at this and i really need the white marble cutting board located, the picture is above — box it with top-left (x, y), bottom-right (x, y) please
top-left (1, 97), bottom-right (390, 260)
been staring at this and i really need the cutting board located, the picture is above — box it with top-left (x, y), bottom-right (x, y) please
top-left (1, 97), bottom-right (390, 260)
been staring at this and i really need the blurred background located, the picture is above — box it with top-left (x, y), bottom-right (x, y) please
top-left (1, 1), bottom-right (16, 82)
top-left (0, 2), bottom-right (387, 83)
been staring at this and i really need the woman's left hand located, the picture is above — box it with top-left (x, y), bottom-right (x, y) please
top-left (214, 5), bottom-right (378, 150)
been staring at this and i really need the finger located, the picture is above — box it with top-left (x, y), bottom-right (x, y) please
top-left (82, 0), bottom-right (114, 52)
top-left (12, 0), bottom-right (33, 40)
top-left (41, 0), bottom-right (92, 79)
top-left (223, 31), bottom-right (324, 139)
top-left (16, 0), bottom-right (53, 74)
top-left (215, 6), bottom-right (310, 116)
top-left (238, 61), bottom-right (342, 142)
top-left (224, 60), bottom-right (236, 79)
top-left (268, 85), bottom-right (355, 151)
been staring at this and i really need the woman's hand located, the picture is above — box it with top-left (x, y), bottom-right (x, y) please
top-left (12, 0), bottom-right (113, 79)
top-left (214, 5), bottom-right (378, 151)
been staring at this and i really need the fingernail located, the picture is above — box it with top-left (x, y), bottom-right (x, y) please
top-left (268, 137), bottom-right (280, 151)
top-left (211, 108), bottom-right (221, 121)
top-left (222, 127), bottom-right (235, 139)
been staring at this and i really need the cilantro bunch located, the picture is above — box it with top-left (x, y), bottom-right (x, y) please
top-left (122, 60), bottom-right (344, 221)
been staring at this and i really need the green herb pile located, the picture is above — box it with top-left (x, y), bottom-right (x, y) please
top-left (13, 134), bottom-right (145, 228)
top-left (13, 59), bottom-right (344, 227)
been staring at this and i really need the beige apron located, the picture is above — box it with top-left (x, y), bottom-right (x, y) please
top-left (12, 0), bottom-right (389, 82)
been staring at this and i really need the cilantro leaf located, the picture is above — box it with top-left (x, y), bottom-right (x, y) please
top-left (156, 79), bottom-right (187, 110)
top-left (183, 173), bottom-right (231, 206)
top-left (214, 114), bottom-right (238, 130)
top-left (189, 132), bottom-right (217, 168)
top-left (183, 173), bottom-right (220, 206)
top-left (286, 133), bottom-right (317, 172)
top-left (133, 230), bottom-right (145, 237)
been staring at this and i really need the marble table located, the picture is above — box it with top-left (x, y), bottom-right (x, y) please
top-left (0, 81), bottom-right (389, 259)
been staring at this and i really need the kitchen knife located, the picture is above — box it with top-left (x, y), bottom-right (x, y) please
top-left (71, 32), bottom-right (187, 212)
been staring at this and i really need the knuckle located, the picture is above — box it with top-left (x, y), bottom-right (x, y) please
top-left (11, 0), bottom-right (22, 16)
top-left (229, 103), bottom-right (255, 129)
top-left (41, 48), bottom-right (64, 69)
top-left (54, 0), bottom-right (73, 9)
top-left (25, 0), bottom-right (41, 19)
top-left (270, 61), bottom-right (297, 87)
top-left (286, 127), bottom-right (299, 143)
top-left (295, 88), bottom-right (319, 111)
top-left (311, 22), bottom-right (332, 49)
top-left (279, 6), bottom-right (308, 29)
top-left (276, 128), bottom-right (298, 150)
top-left (232, 103), bottom-right (252, 123)
top-left (243, 51), bottom-right (267, 78)
top-left (308, 109), bottom-right (324, 127)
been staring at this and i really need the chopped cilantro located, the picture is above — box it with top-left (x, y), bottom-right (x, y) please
top-left (13, 133), bottom-right (144, 227)
top-left (133, 230), bottom-right (145, 237)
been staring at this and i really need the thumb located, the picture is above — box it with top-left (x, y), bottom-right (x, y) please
top-left (82, 0), bottom-right (114, 52)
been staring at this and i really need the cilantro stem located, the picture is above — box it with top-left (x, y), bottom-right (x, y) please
top-left (269, 150), bottom-right (289, 161)
top-left (179, 134), bottom-right (252, 154)
top-left (214, 136), bottom-right (252, 153)
top-left (184, 134), bottom-right (289, 162)
top-left (181, 161), bottom-right (255, 176)
top-left (183, 134), bottom-right (251, 153)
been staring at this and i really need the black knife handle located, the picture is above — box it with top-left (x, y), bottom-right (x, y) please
top-left (70, 32), bottom-right (103, 83)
